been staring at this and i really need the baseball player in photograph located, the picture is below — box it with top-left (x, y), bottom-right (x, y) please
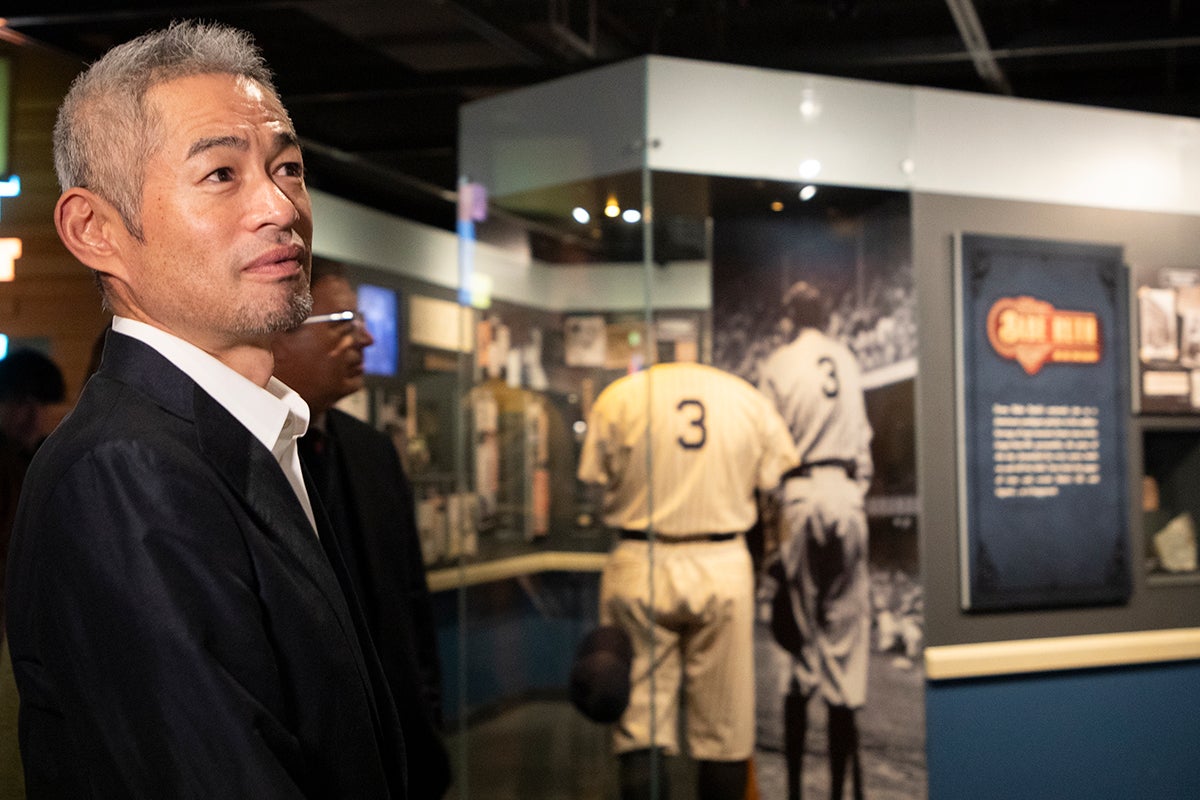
top-left (578, 360), bottom-right (799, 800)
top-left (758, 282), bottom-right (875, 800)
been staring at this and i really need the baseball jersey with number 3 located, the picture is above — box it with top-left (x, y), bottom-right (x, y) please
top-left (758, 329), bottom-right (873, 488)
top-left (578, 362), bottom-right (798, 535)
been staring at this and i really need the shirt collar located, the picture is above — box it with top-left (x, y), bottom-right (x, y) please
top-left (111, 316), bottom-right (311, 455)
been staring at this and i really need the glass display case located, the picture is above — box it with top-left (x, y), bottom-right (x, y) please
top-left (439, 58), bottom-right (924, 800)
top-left (1129, 263), bottom-right (1200, 587)
top-left (1140, 423), bottom-right (1200, 582)
top-left (323, 53), bottom-right (1200, 799)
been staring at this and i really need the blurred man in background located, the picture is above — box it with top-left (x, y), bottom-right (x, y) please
top-left (274, 260), bottom-right (451, 800)
top-left (0, 348), bottom-right (66, 639)
top-left (0, 349), bottom-right (65, 799)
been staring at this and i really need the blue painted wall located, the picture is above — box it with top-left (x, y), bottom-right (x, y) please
top-left (926, 659), bottom-right (1200, 799)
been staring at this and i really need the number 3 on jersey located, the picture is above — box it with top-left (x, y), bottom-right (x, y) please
top-left (818, 356), bottom-right (840, 398)
top-left (676, 399), bottom-right (706, 449)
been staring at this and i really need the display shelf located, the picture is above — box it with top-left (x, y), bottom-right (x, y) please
top-left (1146, 570), bottom-right (1200, 588)
top-left (426, 551), bottom-right (608, 592)
top-left (1137, 416), bottom-right (1200, 582)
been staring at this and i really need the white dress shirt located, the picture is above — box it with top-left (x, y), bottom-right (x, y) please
top-left (110, 316), bottom-right (318, 534)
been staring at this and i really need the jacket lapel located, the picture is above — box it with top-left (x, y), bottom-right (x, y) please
top-left (101, 332), bottom-right (362, 648)
top-left (190, 386), bottom-right (363, 639)
top-left (189, 376), bottom-right (387, 733)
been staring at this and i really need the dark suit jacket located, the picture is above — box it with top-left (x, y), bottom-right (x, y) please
top-left (308, 410), bottom-right (451, 800)
top-left (3, 332), bottom-right (407, 799)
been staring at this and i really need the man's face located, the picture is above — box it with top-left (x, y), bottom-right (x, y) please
top-left (273, 275), bottom-right (374, 414)
top-left (119, 72), bottom-right (313, 351)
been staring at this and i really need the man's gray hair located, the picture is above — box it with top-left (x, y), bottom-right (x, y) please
top-left (53, 20), bottom-right (284, 240)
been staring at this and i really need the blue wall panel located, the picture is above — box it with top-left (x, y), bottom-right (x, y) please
top-left (927, 660), bottom-right (1200, 799)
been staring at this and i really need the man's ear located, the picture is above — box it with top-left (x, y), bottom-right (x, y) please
top-left (54, 188), bottom-right (133, 281)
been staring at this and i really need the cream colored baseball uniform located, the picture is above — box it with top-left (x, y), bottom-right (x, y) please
top-left (578, 362), bottom-right (798, 759)
top-left (759, 328), bottom-right (874, 708)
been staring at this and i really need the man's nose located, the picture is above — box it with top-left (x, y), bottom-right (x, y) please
top-left (251, 172), bottom-right (301, 228)
top-left (353, 320), bottom-right (375, 348)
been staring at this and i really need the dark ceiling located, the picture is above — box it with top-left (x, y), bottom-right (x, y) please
top-left (6, 0), bottom-right (1200, 232)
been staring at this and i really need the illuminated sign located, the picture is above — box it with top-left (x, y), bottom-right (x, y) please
top-left (0, 59), bottom-right (14, 279)
top-left (0, 55), bottom-right (13, 221)
top-left (0, 58), bottom-right (8, 177)
top-left (986, 295), bottom-right (1102, 375)
top-left (0, 237), bottom-right (21, 281)
top-left (0, 174), bottom-right (19, 220)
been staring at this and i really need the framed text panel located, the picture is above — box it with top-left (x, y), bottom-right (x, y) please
top-left (956, 233), bottom-right (1130, 611)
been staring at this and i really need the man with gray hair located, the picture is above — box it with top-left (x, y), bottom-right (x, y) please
top-left (5, 21), bottom-right (407, 798)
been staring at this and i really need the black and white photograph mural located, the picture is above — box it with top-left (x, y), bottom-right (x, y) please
top-left (709, 181), bottom-right (924, 800)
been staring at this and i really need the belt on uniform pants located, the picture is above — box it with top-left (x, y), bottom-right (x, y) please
top-left (619, 530), bottom-right (740, 543)
top-left (781, 458), bottom-right (857, 482)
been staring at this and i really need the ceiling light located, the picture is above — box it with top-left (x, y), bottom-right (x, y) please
top-left (572, 206), bottom-right (590, 224)
top-left (799, 185), bottom-right (817, 201)
top-left (604, 195), bottom-right (621, 218)
top-left (622, 208), bottom-right (641, 223)
top-left (798, 159), bottom-right (821, 180)
top-left (799, 88), bottom-right (821, 120)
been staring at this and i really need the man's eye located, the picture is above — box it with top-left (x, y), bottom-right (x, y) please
top-left (206, 167), bottom-right (235, 182)
top-left (277, 161), bottom-right (304, 179)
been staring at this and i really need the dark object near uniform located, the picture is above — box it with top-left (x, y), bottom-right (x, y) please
top-left (569, 625), bottom-right (633, 723)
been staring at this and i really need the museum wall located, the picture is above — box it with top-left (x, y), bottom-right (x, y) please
top-left (914, 190), bottom-right (1200, 799)
top-left (926, 657), bottom-right (1200, 798)
top-left (913, 191), bottom-right (1200, 646)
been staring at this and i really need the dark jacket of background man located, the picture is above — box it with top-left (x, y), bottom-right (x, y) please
top-left (309, 407), bottom-right (452, 800)
top-left (274, 263), bottom-right (451, 800)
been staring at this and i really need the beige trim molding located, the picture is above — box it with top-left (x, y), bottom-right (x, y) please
top-left (427, 551), bottom-right (609, 592)
top-left (924, 627), bottom-right (1200, 680)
